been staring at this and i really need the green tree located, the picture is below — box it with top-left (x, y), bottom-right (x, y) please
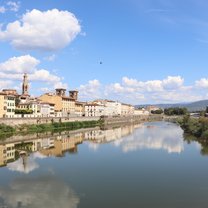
top-left (151, 109), bottom-right (163, 114)
top-left (15, 109), bottom-right (33, 114)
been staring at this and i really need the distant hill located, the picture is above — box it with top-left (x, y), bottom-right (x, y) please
top-left (136, 100), bottom-right (208, 112)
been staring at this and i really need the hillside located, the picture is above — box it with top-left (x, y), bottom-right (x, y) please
top-left (136, 100), bottom-right (208, 112)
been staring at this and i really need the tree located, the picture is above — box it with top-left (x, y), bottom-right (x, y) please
top-left (15, 109), bottom-right (33, 114)
top-left (15, 97), bottom-right (20, 107)
top-left (151, 109), bottom-right (163, 114)
top-left (164, 107), bottom-right (188, 116)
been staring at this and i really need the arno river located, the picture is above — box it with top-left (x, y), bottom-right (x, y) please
top-left (0, 121), bottom-right (208, 208)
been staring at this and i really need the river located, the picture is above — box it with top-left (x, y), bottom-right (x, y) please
top-left (0, 121), bottom-right (207, 208)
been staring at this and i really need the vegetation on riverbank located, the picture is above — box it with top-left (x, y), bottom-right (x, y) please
top-left (177, 115), bottom-right (208, 140)
top-left (151, 107), bottom-right (188, 115)
top-left (26, 120), bottom-right (102, 132)
top-left (0, 120), bottom-right (103, 139)
top-left (0, 124), bottom-right (16, 139)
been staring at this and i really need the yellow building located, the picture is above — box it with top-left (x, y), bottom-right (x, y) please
top-left (0, 93), bottom-right (6, 118)
top-left (39, 93), bottom-right (62, 111)
top-left (40, 140), bottom-right (63, 157)
top-left (121, 103), bottom-right (134, 116)
top-left (0, 144), bottom-right (7, 166)
top-left (75, 101), bottom-right (85, 116)
top-left (62, 96), bottom-right (76, 116)
top-left (61, 133), bottom-right (83, 152)
top-left (39, 89), bottom-right (78, 117)
top-left (5, 143), bottom-right (15, 162)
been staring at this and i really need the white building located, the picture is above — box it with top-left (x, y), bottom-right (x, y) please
top-left (5, 95), bottom-right (15, 118)
top-left (94, 100), bottom-right (121, 116)
top-left (40, 102), bottom-right (55, 117)
top-left (85, 103), bottom-right (104, 117)
top-left (16, 101), bottom-right (40, 118)
top-left (134, 108), bottom-right (150, 116)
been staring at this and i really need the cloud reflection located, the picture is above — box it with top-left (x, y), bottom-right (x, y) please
top-left (7, 152), bottom-right (46, 174)
top-left (0, 176), bottom-right (79, 208)
top-left (114, 122), bottom-right (184, 153)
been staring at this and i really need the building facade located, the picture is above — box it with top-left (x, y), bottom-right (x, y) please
top-left (0, 93), bottom-right (6, 118)
top-left (85, 103), bottom-right (104, 117)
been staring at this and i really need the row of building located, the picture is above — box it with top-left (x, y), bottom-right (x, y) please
top-left (0, 74), bottom-right (151, 118)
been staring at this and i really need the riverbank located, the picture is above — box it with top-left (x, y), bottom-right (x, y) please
top-left (0, 120), bottom-right (103, 140)
top-left (177, 116), bottom-right (208, 140)
top-left (0, 115), bottom-right (164, 140)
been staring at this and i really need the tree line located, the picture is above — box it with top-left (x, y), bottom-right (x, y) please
top-left (151, 107), bottom-right (188, 115)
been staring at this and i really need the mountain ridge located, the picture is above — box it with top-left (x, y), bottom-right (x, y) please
top-left (135, 100), bottom-right (208, 112)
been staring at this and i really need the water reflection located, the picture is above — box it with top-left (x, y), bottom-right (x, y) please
top-left (0, 176), bottom-right (79, 208)
top-left (7, 152), bottom-right (45, 174)
top-left (114, 122), bottom-right (184, 153)
top-left (0, 122), bottom-right (195, 172)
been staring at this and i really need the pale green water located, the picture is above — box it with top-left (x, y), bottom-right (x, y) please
top-left (0, 122), bottom-right (207, 208)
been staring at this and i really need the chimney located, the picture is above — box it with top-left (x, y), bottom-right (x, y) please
top-left (55, 88), bottom-right (66, 96)
top-left (69, 90), bottom-right (78, 100)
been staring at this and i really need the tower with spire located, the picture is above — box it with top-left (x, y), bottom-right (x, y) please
top-left (22, 73), bottom-right (29, 96)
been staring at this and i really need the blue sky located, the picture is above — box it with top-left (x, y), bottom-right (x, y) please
top-left (0, 0), bottom-right (208, 104)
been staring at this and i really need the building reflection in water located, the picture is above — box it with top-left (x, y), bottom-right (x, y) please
top-left (0, 176), bottom-right (79, 208)
top-left (0, 122), bottom-right (186, 173)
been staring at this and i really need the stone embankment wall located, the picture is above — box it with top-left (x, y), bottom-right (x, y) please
top-left (0, 115), bottom-right (165, 127)
top-left (0, 126), bottom-right (100, 144)
top-left (102, 115), bottom-right (150, 125)
top-left (0, 116), bottom-right (100, 127)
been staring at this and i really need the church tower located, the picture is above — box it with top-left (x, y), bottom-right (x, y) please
top-left (22, 73), bottom-right (29, 96)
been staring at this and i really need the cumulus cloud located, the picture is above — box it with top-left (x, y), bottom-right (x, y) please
top-left (195, 78), bottom-right (208, 88)
top-left (162, 76), bottom-right (184, 89)
top-left (78, 76), bottom-right (208, 104)
top-left (0, 176), bottom-right (79, 208)
top-left (79, 79), bottom-right (102, 100)
top-left (122, 76), bottom-right (184, 92)
top-left (0, 55), bottom-right (39, 73)
top-left (0, 9), bottom-right (81, 51)
top-left (0, 55), bottom-right (68, 92)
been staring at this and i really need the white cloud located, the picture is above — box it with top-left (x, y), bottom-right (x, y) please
top-left (0, 55), bottom-right (39, 73)
top-left (0, 80), bottom-right (13, 89)
top-left (0, 6), bottom-right (6, 13)
top-left (30, 69), bottom-right (60, 82)
top-left (195, 78), bottom-right (208, 88)
top-left (0, 9), bottom-right (81, 51)
top-left (162, 76), bottom-right (184, 89)
top-left (54, 81), bottom-right (68, 89)
top-left (0, 55), bottom-right (67, 92)
top-left (7, 152), bottom-right (46, 174)
top-left (78, 76), bottom-right (208, 104)
top-left (122, 76), bottom-right (184, 92)
top-left (7, 1), bottom-right (20, 12)
top-left (79, 79), bottom-right (101, 100)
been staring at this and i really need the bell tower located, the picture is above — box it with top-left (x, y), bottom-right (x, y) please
top-left (22, 73), bottom-right (29, 96)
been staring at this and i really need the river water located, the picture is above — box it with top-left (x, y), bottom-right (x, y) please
top-left (0, 121), bottom-right (207, 208)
